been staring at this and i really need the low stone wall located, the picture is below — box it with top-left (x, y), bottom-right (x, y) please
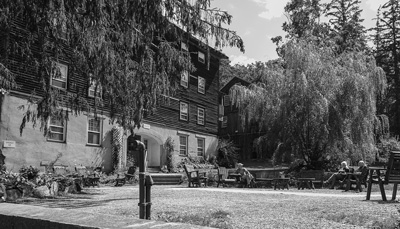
top-left (0, 203), bottom-right (209, 229)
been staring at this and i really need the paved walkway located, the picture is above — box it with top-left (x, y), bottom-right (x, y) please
top-left (169, 187), bottom-right (383, 198)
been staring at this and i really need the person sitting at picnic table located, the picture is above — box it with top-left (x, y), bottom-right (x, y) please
top-left (236, 163), bottom-right (254, 187)
top-left (324, 161), bottom-right (350, 189)
top-left (344, 161), bottom-right (368, 191)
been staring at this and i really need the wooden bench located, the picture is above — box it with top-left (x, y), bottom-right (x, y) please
top-left (249, 168), bottom-right (287, 188)
top-left (183, 164), bottom-right (208, 187)
top-left (296, 170), bottom-right (324, 189)
top-left (217, 167), bottom-right (237, 187)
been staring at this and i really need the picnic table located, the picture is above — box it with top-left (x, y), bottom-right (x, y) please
top-left (297, 178), bottom-right (315, 189)
top-left (273, 178), bottom-right (290, 190)
top-left (366, 167), bottom-right (387, 201)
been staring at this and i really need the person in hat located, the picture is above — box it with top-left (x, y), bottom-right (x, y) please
top-left (235, 163), bottom-right (254, 187)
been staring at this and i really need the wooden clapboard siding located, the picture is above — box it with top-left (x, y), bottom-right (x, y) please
top-left (6, 18), bottom-right (225, 135)
top-left (145, 40), bottom-right (221, 135)
top-left (6, 19), bottom-right (109, 113)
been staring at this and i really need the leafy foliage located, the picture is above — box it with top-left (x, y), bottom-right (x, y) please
top-left (163, 136), bottom-right (175, 171)
top-left (230, 38), bottom-right (386, 169)
top-left (326, 0), bottom-right (367, 53)
top-left (372, 0), bottom-right (400, 136)
top-left (0, 0), bottom-right (244, 135)
top-left (19, 165), bottom-right (40, 180)
top-left (216, 139), bottom-right (239, 168)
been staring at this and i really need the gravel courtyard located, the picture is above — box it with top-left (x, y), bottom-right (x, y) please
top-left (17, 185), bottom-right (400, 229)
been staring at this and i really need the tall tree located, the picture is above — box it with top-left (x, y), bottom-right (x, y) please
top-left (325, 0), bottom-right (367, 53)
top-left (230, 38), bottom-right (386, 168)
top-left (272, 0), bottom-right (331, 56)
top-left (372, 0), bottom-right (400, 136)
top-left (0, 0), bottom-right (244, 135)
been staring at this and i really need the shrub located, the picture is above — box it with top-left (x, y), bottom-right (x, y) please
top-left (19, 165), bottom-right (40, 180)
top-left (216, 139), bottom-right (239, 168)
top-left (163, 137), bottom-right (175, 172)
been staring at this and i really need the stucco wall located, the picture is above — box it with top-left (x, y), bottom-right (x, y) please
top-left (0, 95), bottom-right (114, 172)
top-left (0, 95), bottom-right (219, 173)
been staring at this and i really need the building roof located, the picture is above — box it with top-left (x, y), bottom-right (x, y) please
top-left (220, 76), bottom-right (251, 94)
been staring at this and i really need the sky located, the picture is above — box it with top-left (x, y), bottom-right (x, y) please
top-left (210, 0), bottom-right (387, 65)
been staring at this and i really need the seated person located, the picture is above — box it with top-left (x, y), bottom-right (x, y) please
top-left (236, 163), bottom-right (254, 187)
top-left (345, 161), bottom-right (368, 191)
top-left (324, 161), bottom-right (350, 189)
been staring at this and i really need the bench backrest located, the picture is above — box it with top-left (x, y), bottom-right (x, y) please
top-left (184, 164), bottom-right (197, 178)
top-left (218, 167), bottom-right (230, 180)
top-left (298, 170), bottom-right (324, 181)
top-left (75, 166), bottom-right (88, 176)
top-left (53, 165), bottom-right (67, 176)
top-left (385, 151), bottom-right (400, 184)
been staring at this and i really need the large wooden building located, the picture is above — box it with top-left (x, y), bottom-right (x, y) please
top-left (219, 77), bottom-right (266, 161)
top-left (0, 19), bottom-right (226, 172)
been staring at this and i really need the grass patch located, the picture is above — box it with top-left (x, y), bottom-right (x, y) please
top-left (324, 211), bottom-right (399, 229)
top-left (156, 209), bottom-right (233, 229)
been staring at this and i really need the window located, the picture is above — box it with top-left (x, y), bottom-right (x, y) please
top-left (198, 51), bottom-right (205, 64)
top-left (88, 79), bottom-right (102, 98)
top-left (197, 138), bottom-right (205, 156)
top-left (181, 42), bottom-right (188, 51)
top-left (222, 116), bottom-right (228, 128)
top-left (87, 117), bottom-right (102, 146)
top-left (179, 135), bottom-right (188, 155)
top-left (198, 76), bottom-right (205, 94)
top-left (51, 62), bottom-right (68, 89)
top-left (197, 107), bottom-right (205, 125)
top-left (181, 71), bottom-right (188, 88)
top-left (223, 95), bottom-right (230, 106)
top-left (48, 117), bottom-right (66, 142)
top-left (180, 102), bottom-right (188, 121)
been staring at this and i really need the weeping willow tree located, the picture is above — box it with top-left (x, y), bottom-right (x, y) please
top-left (0, 0), bottom-right (244, 135)
top-left (231, 38), bottom-right (386, 169)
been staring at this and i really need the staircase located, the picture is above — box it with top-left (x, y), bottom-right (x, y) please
top-left (148, 173), bottom-right (183, 185)
top-left (146, 167), bottom-right (183, 185)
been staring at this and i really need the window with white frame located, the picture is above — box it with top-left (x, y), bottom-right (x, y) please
top-left (223, 95), bottom-right (230, 106)
top-left (87, 117), bottom-right (102, 145)
top-left (180, 102), bottom-right (189, 121)
top-left (181, 71), bottom-right (188, 88)
top-left (48, 117), bottom-right (66, 142)
top-left (179, 135), bottom-right (188, 155)
top-left (198, 51), bottom-right (205, 64)
top-left (88, 79), bottom-right (102, 98)
top-left (51, 62), bottom-right (68, 89)
top-left (198, 76), bottom-right (205, 94)
top-left (197, 107), bottom-right (205, 125)
top-left (181, 42), bottom-right (188, 51)
top-left (197, 138), bottom-right (205, 156)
